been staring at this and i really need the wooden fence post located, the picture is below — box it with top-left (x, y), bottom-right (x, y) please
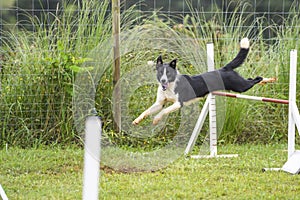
top-left (112, 0), bottom-right (121, 132)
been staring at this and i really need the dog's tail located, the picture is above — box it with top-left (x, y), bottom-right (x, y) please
top-left (222, 38), bottom-right (250, 70)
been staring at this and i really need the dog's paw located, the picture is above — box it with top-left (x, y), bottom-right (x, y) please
top-left (132, 117), bottom-right (142, 125)
top-left (258, 77), bottom-right (277, 85)
top-left (132, 119), bottom-right (139, 125)
top-left (240, 38), bottom-right (250, 49)
top-left (152, 115), bottom-right (162, 125)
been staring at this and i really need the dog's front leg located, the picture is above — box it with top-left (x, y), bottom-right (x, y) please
top-left (153, 102), bottom-right (181, 125)
top-left (132, 102), bottom-right (163, 125)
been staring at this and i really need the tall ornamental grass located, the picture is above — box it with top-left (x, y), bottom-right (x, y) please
top-left (0, 0), bottom-right (138, 147)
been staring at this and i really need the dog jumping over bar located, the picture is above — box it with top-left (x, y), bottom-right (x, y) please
top-left (132, 38), bottom-right (273, 125)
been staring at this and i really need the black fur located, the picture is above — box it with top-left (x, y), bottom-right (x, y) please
top-left (158, 47), bottom-right (263, 106)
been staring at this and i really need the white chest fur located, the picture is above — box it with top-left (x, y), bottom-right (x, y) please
top-left (156, 82), bottom-right (178, 103)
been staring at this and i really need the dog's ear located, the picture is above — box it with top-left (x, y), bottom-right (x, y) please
top-left (157, 55), bottom-right (163, 65)
top-left (169, 59), bottom-right (177, 69)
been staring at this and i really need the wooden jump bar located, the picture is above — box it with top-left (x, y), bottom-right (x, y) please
top-left (212, 91), bottom-right (289, 105)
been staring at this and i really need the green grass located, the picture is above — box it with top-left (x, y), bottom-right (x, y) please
top-left (1, 144), bottom-right (299, 199)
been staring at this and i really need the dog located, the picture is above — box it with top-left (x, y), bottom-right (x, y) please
top-left (132, 38), bottom-right (270, 125)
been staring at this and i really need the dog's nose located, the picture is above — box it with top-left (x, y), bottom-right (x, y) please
top-left (161, 79), bottom-right (167, 83)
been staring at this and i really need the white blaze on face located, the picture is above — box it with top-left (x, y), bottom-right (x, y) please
top-left (160, 67), bottom-right (169, 91)
top-left (160, 67), bottom-right (167, 82)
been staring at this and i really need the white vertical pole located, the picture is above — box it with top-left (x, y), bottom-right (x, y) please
top-left (209, 94), bottom-right (217, 156)
top-left (288, 50), bottom-right (297, 158)
top-left (184, 98), bottom-right (209, 155)
top-left (83, 116), bottom-right (101, 200)
top-left (207, 43), bottom-right (217, 156)
top-left (0, 184), bottom-right (8, 200)
top-left (207, 43), bottom-right (215, 70)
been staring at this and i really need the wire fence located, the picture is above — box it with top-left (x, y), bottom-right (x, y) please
top-left (0, 0), bottom-right (299, 147)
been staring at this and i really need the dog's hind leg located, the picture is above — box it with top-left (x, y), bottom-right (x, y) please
top-left (132, 102), bottom-right (163, 125)
top-left (153, 102), bottom-right (181, 125)
top-left (232, 76), bottom-right (263, 93)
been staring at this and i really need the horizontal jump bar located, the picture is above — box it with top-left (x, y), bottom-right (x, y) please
top-left (211, 91), bottom-right (289, 105)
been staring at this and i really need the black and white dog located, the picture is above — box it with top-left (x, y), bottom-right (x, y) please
top-left (133, 38), bottom-right (268, 125)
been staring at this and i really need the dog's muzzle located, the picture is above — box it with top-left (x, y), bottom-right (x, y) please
top-left (161, 82), bottom-right (168, 91)
top-left (160, 78), bottom-right (169, 91)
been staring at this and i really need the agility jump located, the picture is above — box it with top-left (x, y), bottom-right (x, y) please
top-left (211, 91), bottom-right (289, 105)
top-left (185, 42), bottom-right (300, 174)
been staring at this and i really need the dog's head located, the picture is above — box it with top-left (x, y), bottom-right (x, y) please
top-left (156, 56), bottom-right (178, 91)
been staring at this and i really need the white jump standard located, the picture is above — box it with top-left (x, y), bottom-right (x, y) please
top-left (185, 43), bottom-right (300, 174)
top-left (0, 184), bottom-right (8, 200)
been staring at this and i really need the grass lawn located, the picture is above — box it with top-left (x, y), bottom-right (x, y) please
top-left (0, 144), bottom-right (299, 199)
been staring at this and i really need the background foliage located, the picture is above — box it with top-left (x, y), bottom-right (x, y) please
top-left (0, 0), bottom-right (300, 148)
